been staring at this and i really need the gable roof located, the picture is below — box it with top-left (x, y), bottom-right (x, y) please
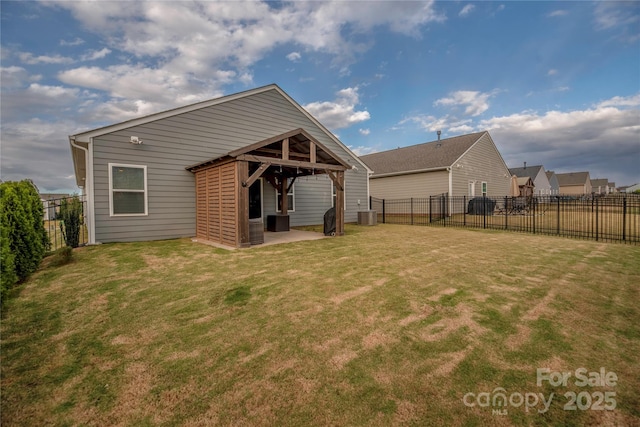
top-left (69, 84), bottom-right (371, 186)
top-left (360, 131), bottom-right (487, 177)
top-left (590, 178), bottom-right (609, 188)
top-left (556, 171), bottom-right (590, 186)
top-left (545, 171), bottom-right (556, 179)
top-left (509, 165), bottom-right (544, 181)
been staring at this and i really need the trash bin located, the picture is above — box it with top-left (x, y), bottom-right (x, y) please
top-left (324, 207), bottom-right (336, 236)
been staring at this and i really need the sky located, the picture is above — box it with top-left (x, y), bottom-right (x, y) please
top-left (1, 1), bottom-right (639, 193)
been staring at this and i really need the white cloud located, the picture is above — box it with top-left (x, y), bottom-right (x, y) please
top-left (286, 52), bottom-right (301, 62)
top-left (434, 90), bottom-right (499, 116)
top-left (459, 4), bottom-right (475, 17)
top-left (18, 52), bottom-right (73, 65)
top-left (547, 69), bottom-right (558, 76)
top-left (359, 128), bottom-right (371, 136)
top-left (80, 48), bottom-right (112, 61)
top-left (400, 114), bottom-right (472, 134)
top-left (349, 145), bottom-right (378, 156)
top-left (303, 87), bottom-right (370, 130)
top-left (548, 10), bottom-right (568, 18)
top-left (597, 93), bottom-right (640, 108)
top-left (60, 37), bottom-right (85, 46)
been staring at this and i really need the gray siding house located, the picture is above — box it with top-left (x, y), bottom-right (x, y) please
top-left (508, 164), bottom-right (552, 195)
top-left (69, 84), bottom-right (371, 245)
top-left (360, 131), bottom-right (511, 200)
top-left (545, 171), bottom-right (560, 195)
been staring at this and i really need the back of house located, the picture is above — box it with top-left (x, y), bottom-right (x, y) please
top-left (69, 84), bottom-right (370, 245)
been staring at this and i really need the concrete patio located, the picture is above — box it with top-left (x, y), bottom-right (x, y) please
top-left (192, 228), bottom-right (328, 250)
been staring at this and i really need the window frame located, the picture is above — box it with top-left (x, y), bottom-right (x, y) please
top-left (108, 163), bottom-right (148, 217)
top-left (275, 179), bottom-right (295, 213)
top-left (481, 181), bottom-right (488, 197)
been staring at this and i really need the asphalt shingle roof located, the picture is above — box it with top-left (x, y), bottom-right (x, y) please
top-left (556, 172), bottom-right (590, 186)
top-left (509, 165), bottom-right (543, 180)
top-left (360, 131), bottom-right (486, 176)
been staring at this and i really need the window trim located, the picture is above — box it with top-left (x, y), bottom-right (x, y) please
top-left (275, 179), bottom-right (295, 213)
top-left (108, 163), bottom-right (148, 217)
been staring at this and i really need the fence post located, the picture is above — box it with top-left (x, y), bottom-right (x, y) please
top-left (532, 197), bottom-right (536, 234)
top-left (463, 195), bottom-right (467, 226)
top-left (504, 196), bottom-right (508, 230)
top-left (382, 199), bottom-right (386, 224)
top-left (482, 196), bottom-right (487, 229)
top-left (594, 198), bottom-right (599, 242)
top-left (429, 196), bottom-right (432, 223)
top-left (622, 196), bottom-right (627, 241)
top-left (410, 198), bottom-right (414, 225)
top-left (557, 197), bottom-right (560, 236)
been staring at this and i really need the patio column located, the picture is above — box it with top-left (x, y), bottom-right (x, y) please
top-left (237, 160), bottom-right (250, 247)
top-left (335, 170), bottom-right (345, 236)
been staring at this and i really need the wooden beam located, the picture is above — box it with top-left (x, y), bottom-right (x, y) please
top-left (335, 170), bottom-right (345, 236)
top-left (310, 141), bottom-right (316, 163)
top-left (242, 162), bottom-right (270, 187)
top-left (236, 154), bottom-right (346, 171)
top-left (236, 161), bottom-right (250, 247)
top-left (326, 170), bottom-right (344, 192)
top-left (282, 138), bottom-right (289, 160)
top-left (287, 176), bottom-right (297, 193)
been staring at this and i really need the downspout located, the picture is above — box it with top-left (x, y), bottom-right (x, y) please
top-left (70, 137), bottom-right (96, 244)
top-left (447, 166), bottom-right (453, 216)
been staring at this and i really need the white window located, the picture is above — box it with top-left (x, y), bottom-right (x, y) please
top-left (109, 163), bottom-right (148, 216)
top-left (468, 181), bottom-right (475, 197)
top-left (276, 179), bottom-right (295, 213)
top-left (331, 180), bottom-right (346, 209)
top-left (482, 181), bottom-right (488, 197)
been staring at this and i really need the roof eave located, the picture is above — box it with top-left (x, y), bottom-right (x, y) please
top-left (370, 166), bottom-right (450, 178)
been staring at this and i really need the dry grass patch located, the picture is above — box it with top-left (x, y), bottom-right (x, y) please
top-left (2, 225), bottom-right (639, 426)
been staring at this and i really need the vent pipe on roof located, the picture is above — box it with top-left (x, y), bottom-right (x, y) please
top-left (524, 161), bottom-right (527, 169)
top-left (437, 130), bottom-right (441, 141)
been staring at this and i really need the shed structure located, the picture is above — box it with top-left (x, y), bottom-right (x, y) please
top-left (186, 128), bottom-right (348, 247)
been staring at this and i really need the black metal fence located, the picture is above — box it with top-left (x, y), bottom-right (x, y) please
top-left (42, 195), bottom-right (88, 250)
top-left (370, 194), bottom-right (640, 244)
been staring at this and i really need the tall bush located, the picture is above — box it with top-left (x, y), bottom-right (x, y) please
top-left (0, 181), bottom-right (50, 301)
top-left (59, 195), bottom-right (83, 248)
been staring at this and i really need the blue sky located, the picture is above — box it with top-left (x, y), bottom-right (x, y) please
top-left (1, 1), bottom-right (639, 193)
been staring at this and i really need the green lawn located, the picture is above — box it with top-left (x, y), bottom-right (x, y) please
top-left (2, 225), bottom-right (639, 426)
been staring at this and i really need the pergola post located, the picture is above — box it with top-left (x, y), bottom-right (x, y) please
top-left (237, 160), bottom-right (250, 247)
top-left (335, 170), bottom-right (345, 236)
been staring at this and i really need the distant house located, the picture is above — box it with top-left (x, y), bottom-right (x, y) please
top-left (360, 131), bottom-right (511, 200)
top-left (626, 183), bottom-right (640, 193)
top-left (69, 84), bottom-right (370, 247)
top-left (591, 179), bottom-right (611, 195)
top-left (556, 172), bottom-right (592, 195)
top-left (607, 182), bottom-right (617, 194)
top-left (516, 177), bottom-right (535, 198)
top-left (40, 193), bottom-right (71, 221)
top-left (509, 164), bottom-right (551, 195)
top-left (545, 171), bottom-right (560, 195)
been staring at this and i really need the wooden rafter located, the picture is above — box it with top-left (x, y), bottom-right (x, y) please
top-left (242, 162), bottom-right (271, 187)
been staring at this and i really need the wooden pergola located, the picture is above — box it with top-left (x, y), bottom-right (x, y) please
top-left (186, 129), bottom-right (350, 247)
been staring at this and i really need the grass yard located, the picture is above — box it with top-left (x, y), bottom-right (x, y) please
top-left (2, 225), bottom-right (639, 426)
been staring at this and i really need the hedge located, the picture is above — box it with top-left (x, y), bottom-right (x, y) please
top-left (0, 180), bottom-right (50, 302)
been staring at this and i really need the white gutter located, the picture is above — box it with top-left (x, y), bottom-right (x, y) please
top-left (69, 137), bottom-right (96, 244)
top-left (447, 167), bottom-right (453, 216)
top-left (370, 166), bottom-right (449, 179)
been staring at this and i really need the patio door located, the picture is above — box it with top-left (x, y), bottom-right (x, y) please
top-left (249, 179), bottom-right (263, 219)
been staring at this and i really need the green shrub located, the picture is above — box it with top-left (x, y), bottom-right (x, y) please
top-left (49, 246), bottom-right (74, 267)
top-left (0, 180), bottom-right (50, 302)
top-left (59, 196), bottom-right (84, 248)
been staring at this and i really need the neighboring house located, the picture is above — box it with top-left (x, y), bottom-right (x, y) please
top-left (625, 183), bottom-right (640, 193)
top-left (556, 171), bottom-right (592, 195)
top-left (361, 131), bottom-right (511, 200)
top-left (508, 164), bottom-right (552, 195)
top-left (69, 84), bottom-right (371, 247)
top-left (591, 179), bottom-right (610, 195)
top-left (545, 171), bottom-right (560, 195)
top-left (516, 177), bottom-right (535, 198)
top-left (40, 193), bottom-right (71, 221)
top-left (607, 182), bottom-right (616, 194)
